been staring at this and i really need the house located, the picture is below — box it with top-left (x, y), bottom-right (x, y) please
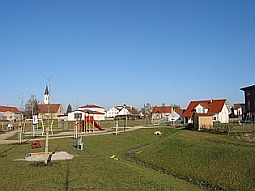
top-left (182, 99), bottom-right (231, 124)
top-left (0, 105), bottom-right (22, 122)
top-left (37, 104), bottom-right (64, 120)
top-left (116, 105), bottom-right (140, 119)
top-left (105, 106), bottom-right (122, 118)
top-left (68, 104), bottom-right (105, 121)
top-left (151, 105), bottom-right (173, 120)
top-left (232, 103), bottom-right (243, 116)
top-left (168, 108), bottom-right (184, 125)
top-left (240, 84), bottom-right (255, 122)
top-left (36, 86), bottom-right (64, 120)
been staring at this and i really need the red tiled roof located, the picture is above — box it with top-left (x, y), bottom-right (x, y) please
top-left (233, 103), bottom-right (243, 110)
top-left (79, 104), bottom-right (103, 109)
top-left (174, 108), bottom-right (184, 116)
top-left (0, 105), bottom-right (20, 112)
top-left (38, 104), bottom-right (61, 113)
top-left (183, 99), bottom-right (226, 117)
top-left (126, 106), bottom-right (140, 114)
top-left (152, 106), bottom-right (173, 113)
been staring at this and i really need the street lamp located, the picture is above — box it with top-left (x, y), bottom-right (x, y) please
top-left (123, 104), bottom-right (127, 132)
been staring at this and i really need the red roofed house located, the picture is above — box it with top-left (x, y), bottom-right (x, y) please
top-left (37, 104), bottom-right (64, 120)
top-left (151, 105), bottom-right (173, 124)
top-left (168, 108), bottom-right (184, 125)
top-left (37, 86), bottom-right (64, 120)
top-left (232, 103), bottom-right (243, 117)
top-left (117, 105), bottom-right (140, 119)
top-left (0, 105), bottom-right (22, 122)
top-left (68, 104), bottom-right (105, 121)
top-left (183, 99), bottom-right (231, 125)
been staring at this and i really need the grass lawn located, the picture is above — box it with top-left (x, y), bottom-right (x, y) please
top-left (0, 126), bottom-right (254, 190)
top-left (0, 127), bottom-right (203, 191)
top-left (130, 128), bottom-right (255, 190)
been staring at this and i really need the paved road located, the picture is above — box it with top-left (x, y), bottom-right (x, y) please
top-left (0, 126), bottom-right (143, 145)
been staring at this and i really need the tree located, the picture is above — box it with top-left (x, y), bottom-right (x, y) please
top-left (66, 104), bottom-right (72, 114)
top-left (24, 95), bottom-right (39, 119)
top-left (141, 103), bottom-right (152, 116)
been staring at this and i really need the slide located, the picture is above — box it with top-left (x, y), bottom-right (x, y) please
top-left (93, 120), bottom-right (105, 131)
top-left (85, 116), bottom-right (105, 131)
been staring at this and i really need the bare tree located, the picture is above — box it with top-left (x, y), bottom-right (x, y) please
top-left (25, 95), bottom-right (39, 119)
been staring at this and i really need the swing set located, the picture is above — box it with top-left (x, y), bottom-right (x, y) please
top-left (242, 112), bottom-right (255, 134)
top-left (23, 118), bottom-right (54, 136)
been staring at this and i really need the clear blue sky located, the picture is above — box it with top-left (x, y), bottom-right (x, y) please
top-left (1, 1), bottom-right (254, 111)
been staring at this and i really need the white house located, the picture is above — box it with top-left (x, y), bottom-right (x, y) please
top-left (168, 109), bottom-right (184, 124)
top-left (0, 105), bottom-right (22, 122)
top-left (105, 107), bottom-right (122, 118)
top-left (232, 103), bottom-right (243, 116)
top-left (68, 104), bottom-right (105, 121)
top-left (183, 99), bottom-right (231, 124)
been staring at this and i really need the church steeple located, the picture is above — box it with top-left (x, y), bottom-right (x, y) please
top-left (44, 85), bottom-right (50, 104)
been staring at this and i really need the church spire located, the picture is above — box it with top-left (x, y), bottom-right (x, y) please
top-left (44, 85), bottom-right (49, 95)
top-left (44, 85), bottom-right (50, 104)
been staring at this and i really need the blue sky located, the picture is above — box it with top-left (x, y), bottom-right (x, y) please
top-left (1, 1), bottom-right (254, 111)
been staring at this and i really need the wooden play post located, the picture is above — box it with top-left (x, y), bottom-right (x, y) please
top-left (115, 119), bottom-right (119, 135)
top-left (44, 127), bottom-right (49, 164)
top-left (74, 120), bottom-right (78, 139)
top-left (18, 123), bottom-right (22, 144)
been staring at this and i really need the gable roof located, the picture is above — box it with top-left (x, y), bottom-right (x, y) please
top-left (0, 105), bottom-right (20, 113)
top-left (125, 105), bottom-right (140, 115)
top-left (183, 99), bottom-right (227, 117)
top-left (174, 108), bottom-right (184, 116)
top-left (79, 104), bottom-right (103, 109)
top-left (38, 104), bottom-right (61, 113)
top-left (152, 106), bottom-right (173, 113)
top-left (233, 103), bottom-right (243, 110)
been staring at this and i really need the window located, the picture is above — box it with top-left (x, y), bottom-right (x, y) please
top-left (74, 113), bottom-right (82, 119)
top-left (247, 100), bottom-right (250, 110)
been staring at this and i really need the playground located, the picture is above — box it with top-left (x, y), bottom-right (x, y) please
top-left (0, 118), bottom-right (254, 190)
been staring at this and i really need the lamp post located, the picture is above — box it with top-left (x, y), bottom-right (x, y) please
top-left (123, 104), bottom-right (127, 132)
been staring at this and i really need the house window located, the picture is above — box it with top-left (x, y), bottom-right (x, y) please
top-left (74, 113), bottom-right (82, 119)
top-left (247, 100), bottom-right (250, 110)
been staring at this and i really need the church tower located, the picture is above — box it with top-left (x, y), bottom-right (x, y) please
top-left (44, 85), bottom-right (50, 104)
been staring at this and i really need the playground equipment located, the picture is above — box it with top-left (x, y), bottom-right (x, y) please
top-left (30, 140), bottom-right (41, 149)
top-left (41, 119), bottom-right (54, 136)
top-left (242, 112), bottom-right (255, 134)
top-left (73, 110), bottom-right (105, 135)
top-left (23, 119), bottom-right (54, 136)
top-left (73, 137), bottom-right (83, 150)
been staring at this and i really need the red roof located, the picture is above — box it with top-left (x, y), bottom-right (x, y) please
top-left (183, 99), bottom-right (227, 117)
top-left (174, 108), bottom-right (184, 116)
top-left (0, 105), bottom-right (20, 112)
top-left (233, 103), bottom-right (243, 110)
top-left (38, 104), bottom-right (61, 113)
top-left (152, 106), bottom-right (173, 113)
top-left (79, 104), bottom-right (103, 109)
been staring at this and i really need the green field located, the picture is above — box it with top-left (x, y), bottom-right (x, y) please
top-left (0, 126), bottom-right (254, 190)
